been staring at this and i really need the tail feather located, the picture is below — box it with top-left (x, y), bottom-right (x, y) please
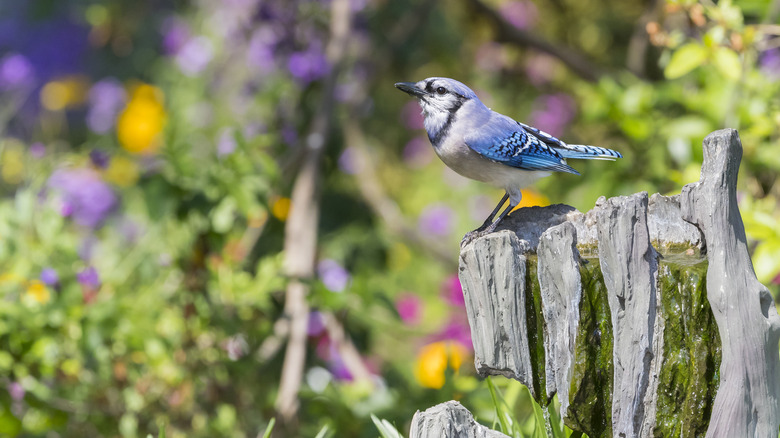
top-left (557, 144), bottom-right (622, 160)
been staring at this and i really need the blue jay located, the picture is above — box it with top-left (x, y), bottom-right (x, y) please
top-left (395, 77), bottom-right (621, 241)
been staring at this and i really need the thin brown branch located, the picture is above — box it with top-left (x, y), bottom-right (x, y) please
top-left (466, 0), bottom-right (604, 82)
top-left (321, 312), bottom-right (374, 382)
top-left (274, 0), bottom-right (353, 427)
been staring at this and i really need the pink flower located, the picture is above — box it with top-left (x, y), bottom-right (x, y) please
top-left (396, 293), bottom-right (422, 325)
top-left (441, 275), bottom-right (465, 307)
top-left (401, 100), bottom-right (424, 130)
top-left (499, 1), bottom-right (538, 30)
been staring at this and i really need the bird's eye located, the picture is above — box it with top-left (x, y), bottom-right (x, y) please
top-left (436, 86), bottom-right (447, 95)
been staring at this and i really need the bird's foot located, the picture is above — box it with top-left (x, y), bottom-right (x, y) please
top-left (460, 220), bottom-right (500, 248)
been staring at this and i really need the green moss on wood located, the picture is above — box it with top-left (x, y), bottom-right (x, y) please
top-left (524, 256), bottom-right (548, 406)
top-left (565, 258), bottom-right (613, 438)
top-left (653, 259), bottom-right (721, 438)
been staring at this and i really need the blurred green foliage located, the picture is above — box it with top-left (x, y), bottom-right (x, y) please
top-left (0, 0), bottom-right (778, 436)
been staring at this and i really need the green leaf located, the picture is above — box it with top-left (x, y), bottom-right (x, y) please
top-left (713, 47), bottom-right (742, 81)
top-left (665, 43), bottom-right (708, 79)
top-left (371, 414), bottom-right (403, 438)
top-left (261, 418), bottom-right (276, 438)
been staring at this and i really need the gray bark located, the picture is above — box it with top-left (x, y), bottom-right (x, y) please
top-left (537, 221), bottom-right (582, 419)
top-left (459, 231), bottom-right (535, 394)
top-left (680, 129), bottom-right (780, 438)
top-left (409, 401), bottom-right (510, 438)
top-left (595, 193), bottom-right (659, 438)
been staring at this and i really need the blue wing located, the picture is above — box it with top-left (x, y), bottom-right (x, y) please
top-left (464, 127), bottom-right (580, 175)
top-left (517, 122), bottom-right (623, 160)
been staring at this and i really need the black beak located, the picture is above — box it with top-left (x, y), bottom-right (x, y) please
top-left (395, 82), bottom-right (427, 98)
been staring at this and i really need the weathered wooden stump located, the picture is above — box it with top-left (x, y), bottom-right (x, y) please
top-left (409, 130), bottom-right (780, 438)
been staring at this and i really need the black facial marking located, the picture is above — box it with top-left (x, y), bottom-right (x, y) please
top-left (425, 80), bottom-right (434, 93)
top-left (429, 97), bottom-right (466, 146)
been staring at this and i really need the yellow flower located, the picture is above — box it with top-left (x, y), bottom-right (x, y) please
top-left (26, 280), bottom-right (51, 304)
top-left (512, 189), bottom-right (550, 211)
top-left (117, 84), bottom-right (166, 154)
top-left (414, 341), bottom-right (468, 389)
top-left (40, 76), bottom-right (89, 111)
top-left (271, 197), bottom-right (291, 221)
top-left (104, 156), bottom-right (140, 187)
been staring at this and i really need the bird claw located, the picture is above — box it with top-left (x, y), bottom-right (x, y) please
top-left (460, 221), bottom-right (499, 248)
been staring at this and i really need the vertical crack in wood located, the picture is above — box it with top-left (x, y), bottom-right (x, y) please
top-left (537, 222), bottom-right (582, 419)
top-left (680, 129), bottom-right (780, 438)
top-left (459, 231), bottom-right (535, 394)
top-left (595, 192), bottom-right (660, 438)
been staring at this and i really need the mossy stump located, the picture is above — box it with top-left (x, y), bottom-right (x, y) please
top-left (409, 130), bottom-right (780, 438)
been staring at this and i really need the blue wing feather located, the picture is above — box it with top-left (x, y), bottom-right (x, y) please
top-left (465, 128), bottom-right (580, 175)
top-left (516, 121), bottom-right (623, 160)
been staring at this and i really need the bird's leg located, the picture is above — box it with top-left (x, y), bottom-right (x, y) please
top-left (475, 193), bottom-right (509, 232)
top-left (462, 193), bottom-right (515, 247)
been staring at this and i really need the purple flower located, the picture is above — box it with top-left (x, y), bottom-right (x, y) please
top-left (317, 259), bottom-right (350, 292)
top-left (499, 1), bottom-right (538, 30)
top-left (528, 93), bottom-right (576, 138)
top-left (403, 137), bottom-right (433, 168)
top-left (329, 355), bottom-right (354, 382)
top-left (0, 53), bottom-right (34, 89)
top-left (418, 203), bottom-right (454, 236)
top-left (288, 46), bottom-right (329, 84)
top-left (86, 78), bottom-right (126, 134)
top-left (40, 268), bottom-right (59, 287)
top-left (89, 149), bottom-right (111, 169)
top-left (217, 128), bottom-right (237, 157)
top-left (29, 142), bottom-right (46, 158)
top-left (176, 36), bottom-right (214, 76)
top-left (7, 382), bottom-right (24, 402)
top-left (760, 48), bottom-right (780, 80)
top-left (401, 100), bottom-right (424, 130)
top-left (441, 275), bottom-right (465, 307)
top-left (47, 168), bottom-right (117, 228)
top-left (338, 147), bottom-right (357, 174)
top-left (524, 53), bottom-right (557, 86)
top-left (77, 266), bottom-right (100, 289)
top-left (161, 17), bottom-right (190, 55)
top-left (246, 27), bottom-right (278, 72)
top-left (396, 293), bottom-right (422, 325)
top-left (281, 126), bottom-right (298, 146)
top-left (308, 311), bottom-right (326, 337)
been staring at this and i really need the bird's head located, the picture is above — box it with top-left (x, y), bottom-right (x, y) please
top-left (395, 77), bottom-right (480, 143)
top-left (395, 77), bottom-right (477, 118)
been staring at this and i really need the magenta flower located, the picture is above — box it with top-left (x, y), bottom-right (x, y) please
top-left (86, 78), bottom-right (126, 134)
top-left (47, 168), bottom-right (117, 229)
top-left (434, 315), bottom-right (474, 352)
top-left (7, 382), bottom-right (24, 402)
top-left (499, 1), bottom-right (538, 30)
top-left (418, 203), bottom-right (454, 236)
top-left (441, 274), bottom-right (465, 307)
top-left (396, 293), bottom-right (422, 325)
top-left (317, 259), bottom-right (350, 292)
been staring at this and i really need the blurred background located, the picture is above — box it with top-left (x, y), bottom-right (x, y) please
top-left (0, 0), bottom-right (779, 436)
